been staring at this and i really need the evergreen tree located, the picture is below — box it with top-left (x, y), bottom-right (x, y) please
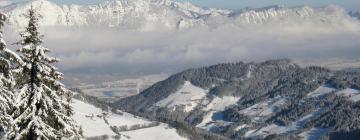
top-left (6, 7), bottom-right (83, 140)
top-left (0, 12), bottom-right (23, 138)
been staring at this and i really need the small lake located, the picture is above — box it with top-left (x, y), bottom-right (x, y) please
top-left (103, 91), bottom-right (114, 97)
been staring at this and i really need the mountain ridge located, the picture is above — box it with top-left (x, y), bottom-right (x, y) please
top-left (1, 0), bottom-right (359, 31)
top-left (112, 59), bottom-right (360, 140)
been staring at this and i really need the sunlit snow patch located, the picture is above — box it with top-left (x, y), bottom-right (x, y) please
top-left (197, 96), bottom-right (240, 130)
top-left (245, 108), bottom-right (324, 138)
top-left (307, 85), bottom-right (336, 97)
top-left (335, 88), bottom-right (360, 102)
top-left (234, 124), bottom-right (248, 131)
top-left (246, 65), bottom-right (253, 78)
top-left (154, 81), bottom-right (208, 112)
top-left (203, 96), bottom-right (240, 111)
top-left (298, 128), bottom-right (329, 140)
top-left (239, 97), bottom-right (286, 118)
top-left (73, 99), bottom-right (149, 137)
top-left (121, 124), bottom-right (186, 140)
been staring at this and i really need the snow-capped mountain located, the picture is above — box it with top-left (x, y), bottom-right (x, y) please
top-left (1, 0), bottom-right (230, 30)
top-left (1, 0), bottom-right (359, 31)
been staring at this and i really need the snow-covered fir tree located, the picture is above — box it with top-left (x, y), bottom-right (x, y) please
top-left (0, 12), bottom-right (23, 139)
top-left (6, 7), bottom-right (83, 140)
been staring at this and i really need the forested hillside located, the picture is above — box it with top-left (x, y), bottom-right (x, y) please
top-left (114, 59), bottom-right (360, 140)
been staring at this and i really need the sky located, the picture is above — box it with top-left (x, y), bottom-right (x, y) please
top-left (8, 0), bottom-right (360, 10)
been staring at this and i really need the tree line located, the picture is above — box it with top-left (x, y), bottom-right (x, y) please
top-left (0, 7), bottom-right (83, 140)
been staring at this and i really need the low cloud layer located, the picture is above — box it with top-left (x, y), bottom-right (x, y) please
top-left (4, 21), bottom-right (360, 84)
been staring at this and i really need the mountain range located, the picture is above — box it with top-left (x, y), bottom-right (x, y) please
top-left (1, 0), bottom-right (359, 31)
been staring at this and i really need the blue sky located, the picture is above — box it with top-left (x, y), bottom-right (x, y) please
top-left (10, 0), bottom-right (360, 10)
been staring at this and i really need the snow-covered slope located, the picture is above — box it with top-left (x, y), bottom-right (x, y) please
top-left (203, 96), bottom-right (240, 112)
top-left (1, 0), bottom-right (230, 30)
top-left (335, 88), bottom-right (360, 102)
top-left (240, 97), bottom-right (286, 119)
top-left (72, 99), bottom-right (186, 140)
top-left (1, 0), bottom-right (359, 31)
top-left (197, 96), bottom-right (240, 130)
top-left (154, 81), bottom-right (208, 112)
top-left (307, 85), bottom-right (336, 97)
top-left (244, 108), bottom-right (325, 138)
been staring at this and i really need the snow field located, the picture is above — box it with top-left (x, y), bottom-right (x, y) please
top-left (72, 99), bottom-right (186, 140)
top-left (154, 81), bottom-right (208, 112)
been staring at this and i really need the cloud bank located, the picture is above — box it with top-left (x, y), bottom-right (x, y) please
top-left (4, 19), bottom-right (360, 84)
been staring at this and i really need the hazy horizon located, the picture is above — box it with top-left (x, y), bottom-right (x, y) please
top-left (7, 0), bottom-right (360, 10)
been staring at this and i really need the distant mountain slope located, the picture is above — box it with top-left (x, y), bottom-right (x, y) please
top-left (113, 59), bottom-right (360, 140)
top-left (1, 0), bottom-right (359, 31)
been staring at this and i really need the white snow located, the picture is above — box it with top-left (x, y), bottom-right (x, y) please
top-left (244, 129), bottom-right (257, 137)
top-left (203, 96), bottom-right (240, 111)
top-left (154, 81), bottom-right (208, 112)
top-left (2, 0), bottom-right (358, 31)
top-left (196, 112), bottom-right (215, 129)
top-left (121, 124), bottom-right (185, 140)
top-left (197, 96), bottom-right (240, 129)
top-left (72, 99), bottom-right (148, 137)
top-left (307, 85), bottom-right (336, 97)
top-left (240, 97), bottom-right (286, 118)
top-left (246, 65), bottom-right (252, 78)
top-left (72, 99), bottom-right (186, 140)
top-left (235, 124), bottom-right (248, 131)
top-left (245, 109), bottom-right (324, 138)
top-left (335, 88), bottom-right (360, 102)
top-left (298, 128), bottom-right (329, 140)
top-left (1, 0), bottom-right (230, 30)
top-left (308, 86), bottom-right (360, 101)
top-left (245, 124), bottom-right (289, 138)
